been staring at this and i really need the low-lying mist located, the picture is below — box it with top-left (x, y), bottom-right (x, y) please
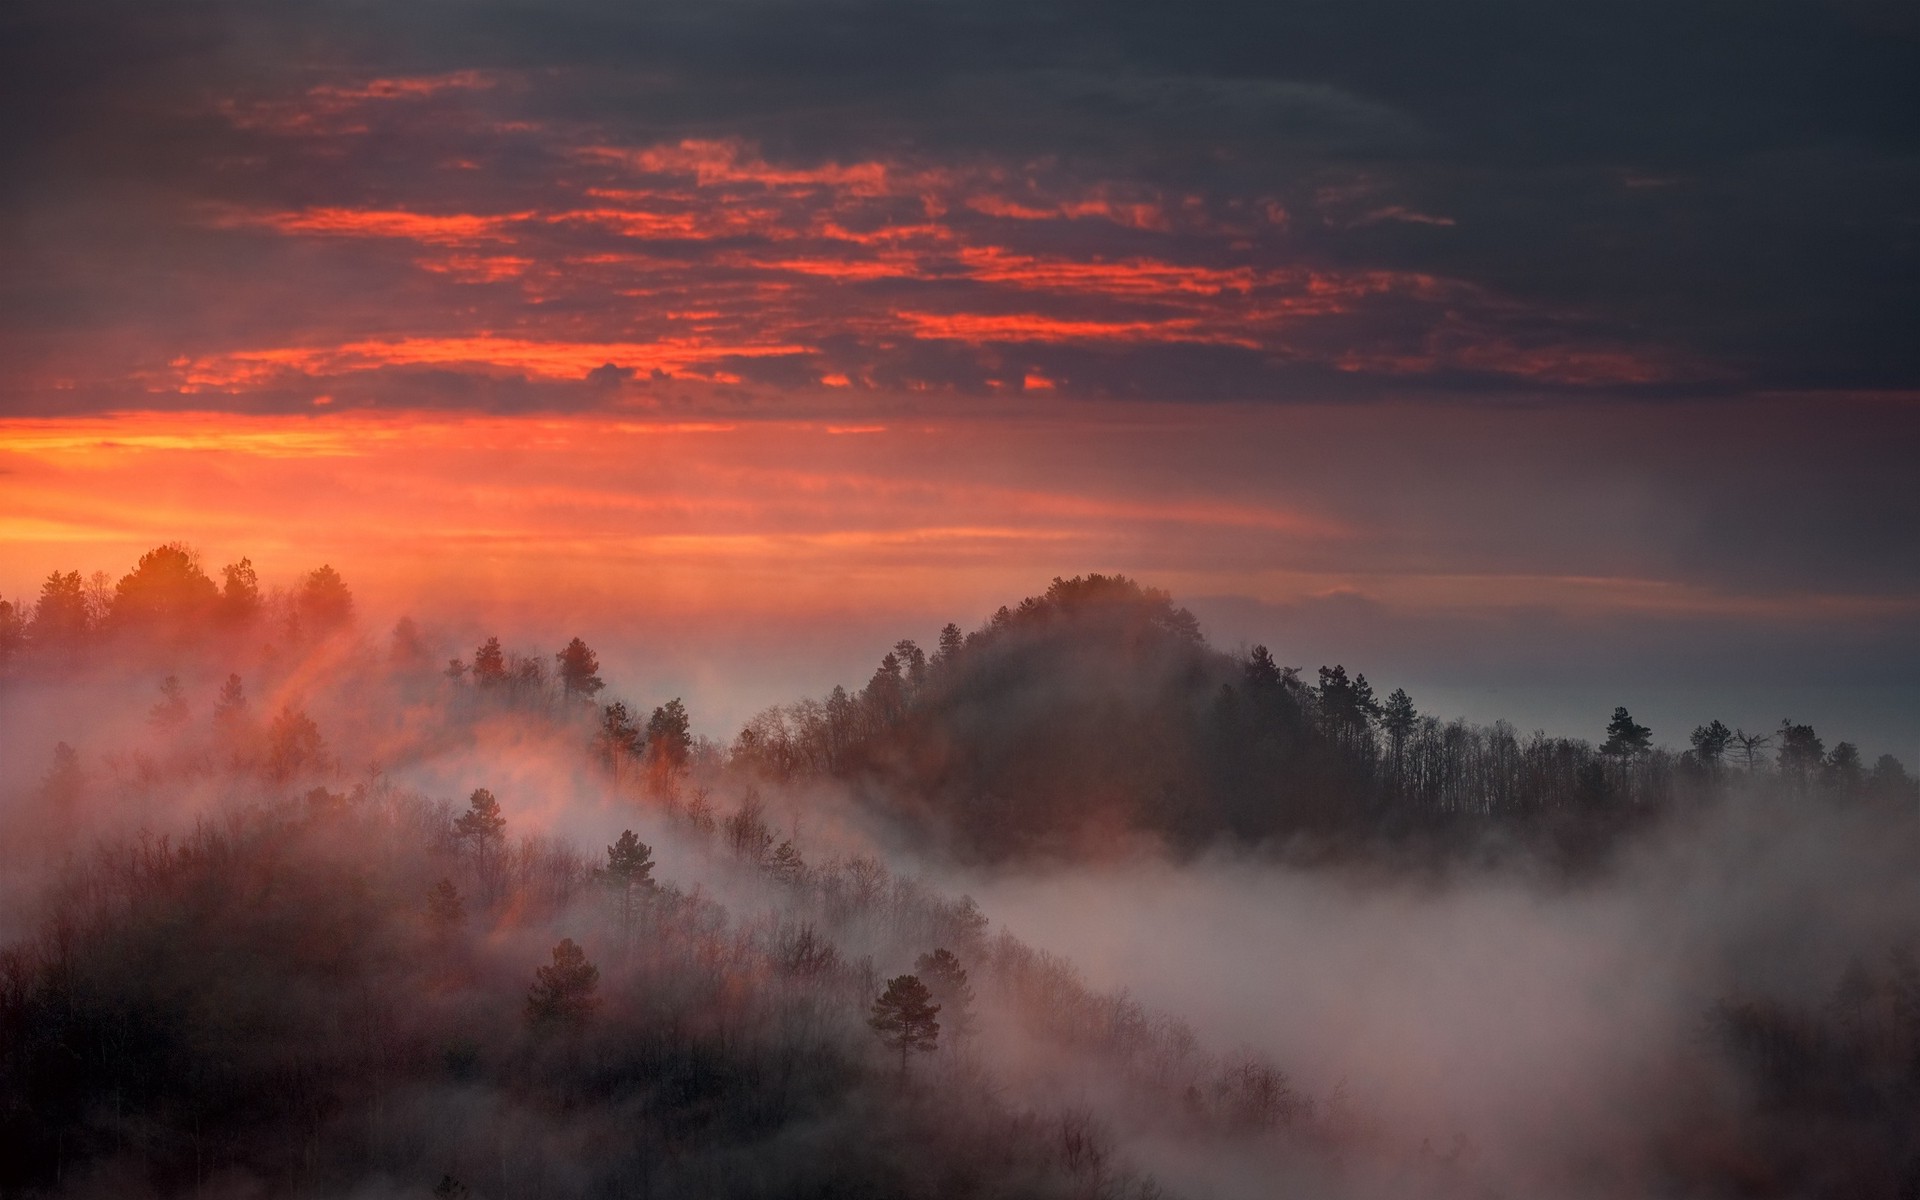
top-left (959, 790), bottom-right (1920, 1197)
top-left (3, 551), bottom-right (1916, 1198)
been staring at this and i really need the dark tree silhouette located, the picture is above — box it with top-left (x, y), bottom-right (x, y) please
top-left (1245, 645), bottom-right (1282, 690)
top-left (597, 701), bottom-right (641, 781)
top-left (1601, 707), bottom-right (1653, 758)
top-left (1777, 720), bottom-right (1826, 783)
top-left (111, 543), bottom-right (218, 634)
top-left (934, 621), bottom-right (965, 668)
top-left (647, 698), bottom-right (692, 773)
top-left (472, 637), bottom-right (507, 688)
top-left (220, 557), bottom-right (261, 625)
top-left (297, 564), bottom-right (355, 632)
top-left (454, 788), bottom-right (507, 848)
top-left (1732, 727), bottom-right (1773, 771)
top-left (31, 569), bottom-right (91, 647)
top-left (598, 829), bottom-right (655, 942)
top-left (870, 974), bottom-right (940, 1077)
top-left (556, 637), bottom-right (605, 701)
top-left (266, 704), bottom-right (325, 780)
top-left (1316, 665), bottom-right (1380, 737)
top-left (526, 938), bottom-right (600, 1028)
top-left (1690, 720), bottom-right (1733, 766)
top-left (1826, 742), bottom-right (1864, 794)
top-left (1380, 687), bottom-right (1419, 760)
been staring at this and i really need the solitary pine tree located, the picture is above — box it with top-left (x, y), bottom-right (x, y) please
top-left (598, 829), bottom-right (655, 941)
top-left (33, 569), bottom-right (92, 647)
top-left (454, 787), bottom-right (507, 853)
top-left (472, 637), bottom-right (508, 689)
top-left (527, 937), bottom-right (600, 1028)
top-left (297, 564), bottom-right (354, 633)
top-left (646, 699), bottom-right (692, 772)
top-left (220, 557), bottom-right (261, 626)
top-left (556, 637), bottom-right (605, 701)
top-left (870, 974), bottom-right (940, 1078)
top-left (1601, 707), bottom-right (1652, 758)
top-left (110, 543), bottom-right (218, 633)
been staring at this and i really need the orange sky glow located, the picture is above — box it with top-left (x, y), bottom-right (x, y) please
top-left (2, 52), bottom-right (1915, 748)
top-left (4, 407), bottom-right (1908, 635)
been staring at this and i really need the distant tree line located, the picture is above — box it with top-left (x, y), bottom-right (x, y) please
top-left (728, 575), bottom-right (1918, 861)
top-left (0, 543), bottom-right (352, 663)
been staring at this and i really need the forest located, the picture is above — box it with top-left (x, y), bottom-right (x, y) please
top-left (2, 545), bottom-right (1917, 1198)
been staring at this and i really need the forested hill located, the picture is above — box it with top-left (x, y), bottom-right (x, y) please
top-left (4, 553), bottom-right (1914, 864)
top-left (731, 575), bottom-right (1920, 861)
top-left (7, 549), bottom-right (1920, 1196)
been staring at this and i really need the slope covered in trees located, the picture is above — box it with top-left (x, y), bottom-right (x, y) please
top-left (732, 574), bottom-right (1916, 862)
top-left (3, 547), bottom-right (1919, 1198)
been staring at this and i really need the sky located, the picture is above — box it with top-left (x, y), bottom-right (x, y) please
top-left (2, 0), bottom-right (1917, 753)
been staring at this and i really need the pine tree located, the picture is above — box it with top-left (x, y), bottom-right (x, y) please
top-left (472, 636), bottom-right (507, 688)
top-left (526, 938), bottom-right (599, 1028)
top-left (1245, 645), bottom-right (1281, 690)
top-left (266, 704), bottom-right (325, 780)
top-left (1600, 707), bottom-right (1652, 758)
top-left (1777, 719), bottom-right (1825, 782)
top-left (296, 564), bottom-right (354, 633)
top-left (1380, 688), bottom-right (1418, 747)
top-left (220, 557), bottom-right (261, 626)
top-left (598, 829), bottom-right (655, 942)
top-left (1689, 719), bottom-right (1732, 766)
top-left (646, 699), bottom-right (692, 772)
top-left (869, 974), bottom-right (940, 1078)
top-left (556, 637), bottom-right (605, 701)
top-left (933, 622), bottom-right (965, 669)
top-left (453, 787), bottom-right (507, 847)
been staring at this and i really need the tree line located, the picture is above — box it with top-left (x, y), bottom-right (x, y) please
top-left (726, 574), bottom-right (1918, 860)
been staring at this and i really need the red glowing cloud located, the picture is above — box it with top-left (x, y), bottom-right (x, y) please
top-left (8, 76), bottom-right (1693, 413)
